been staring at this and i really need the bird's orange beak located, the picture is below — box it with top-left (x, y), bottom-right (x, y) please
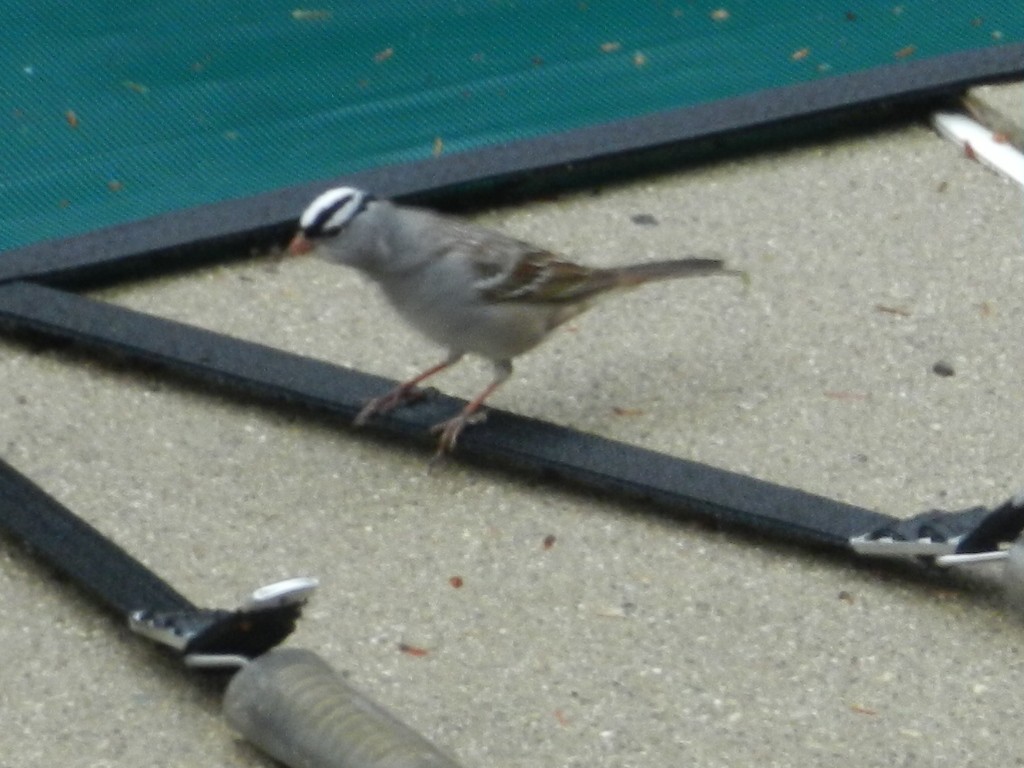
top-left (287, 232), bottom-right (315, 256)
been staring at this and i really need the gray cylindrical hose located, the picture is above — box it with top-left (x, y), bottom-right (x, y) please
top-left (224, 648), bottom-right (464, 768)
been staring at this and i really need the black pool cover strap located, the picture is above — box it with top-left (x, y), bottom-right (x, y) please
top-left (0, 450), bottom-right (310, 659)
top-left (0, 451), bottom-right (195, 617)
top-left (0, 280), bottom-right (1012, 566)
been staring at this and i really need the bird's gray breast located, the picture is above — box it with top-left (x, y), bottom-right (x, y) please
top-left (379, 255), bottom-right (552, 360)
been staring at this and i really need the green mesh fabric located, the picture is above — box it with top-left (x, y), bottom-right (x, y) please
top-left (1, 1), bottom-right (1021, 249)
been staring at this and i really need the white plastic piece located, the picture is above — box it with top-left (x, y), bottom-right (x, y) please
top-left (935, 549), bottom-right (1007, 567)
top-left (241, 577), bottom-right (320, 612)
top-left (185, 653), bottom-right (250, 669)
top-left (932, 112), bottom-right (1024, 187)
top-left (849, 534), bottom-right (960, 558)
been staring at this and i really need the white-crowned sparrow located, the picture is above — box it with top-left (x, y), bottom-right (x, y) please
top-left (288, 186), bottom-right (742, 456)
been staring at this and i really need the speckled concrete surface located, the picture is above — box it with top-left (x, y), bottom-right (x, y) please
top-left (1, 83), bottom-right (1021, 768)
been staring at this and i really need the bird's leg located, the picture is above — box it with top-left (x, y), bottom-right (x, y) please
top-left (430, 359), bottom-right (513, 457)
top-left (354, 351), bottom-right (464, 426)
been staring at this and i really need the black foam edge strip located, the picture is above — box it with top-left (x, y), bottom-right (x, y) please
top-left (0, 281), bottom-right (895, 549)
top-left (0, 454), bottom-right (196, 617)
top-left (1, 44), bottom-right (1020, 287)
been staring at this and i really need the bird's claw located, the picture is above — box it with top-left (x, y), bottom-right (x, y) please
top-left (353, 386), bottom-right (431, 426)
top-left (428, 410), bottom-right (488, 462)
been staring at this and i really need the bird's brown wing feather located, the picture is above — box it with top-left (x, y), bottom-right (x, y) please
top-left (459, 234), bottom-right (618, 304)
top-left (439, 215), bottom-right (727, 304)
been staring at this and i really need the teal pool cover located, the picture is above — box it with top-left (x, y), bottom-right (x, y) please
top-left (1, 1), bottom-right (1022, 256)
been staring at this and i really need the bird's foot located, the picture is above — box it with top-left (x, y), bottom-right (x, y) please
top-left (428, 410), bottom-right (488, 465)
top-left (353, 386), bottom-right (431, 427)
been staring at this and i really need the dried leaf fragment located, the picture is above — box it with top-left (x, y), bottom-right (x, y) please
top-left (398, 642), bottom-right (429, 657)
top-left (791, 47), bottom-right (810, 61)
top-left (851, 704), bottom-right (878, 716)
top-left (710, 8), bottom-right (730, 21)
top-left (65, 109), bottom-right (79, 128)
top-left (612, 406), bottom-right (644, 416)
top-left (874, 303), bottom-right (911, 317)
top-left (432, 136), bottom-right (444, 157)
top-left (823, 390), bottom-right (869, 401)
top-left (374, 47), bottom-right (394, 63)
top-left (893, 44), bottom-right (917, 59)
top-left (121, 80), bottom-right (149, 95)
top-left (291, 8), bottom-right (332, 21)
top-left (543, 534), bottom-right (557, 550)
top-left (600, 41), bottom-right (621, 53)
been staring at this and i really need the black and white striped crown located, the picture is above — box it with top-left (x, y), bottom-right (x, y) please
top-left (298, 187), bottom-right (374, 238)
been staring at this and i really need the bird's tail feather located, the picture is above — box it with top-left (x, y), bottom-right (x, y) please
top-left (612, 258), bottom-right (743, 287)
